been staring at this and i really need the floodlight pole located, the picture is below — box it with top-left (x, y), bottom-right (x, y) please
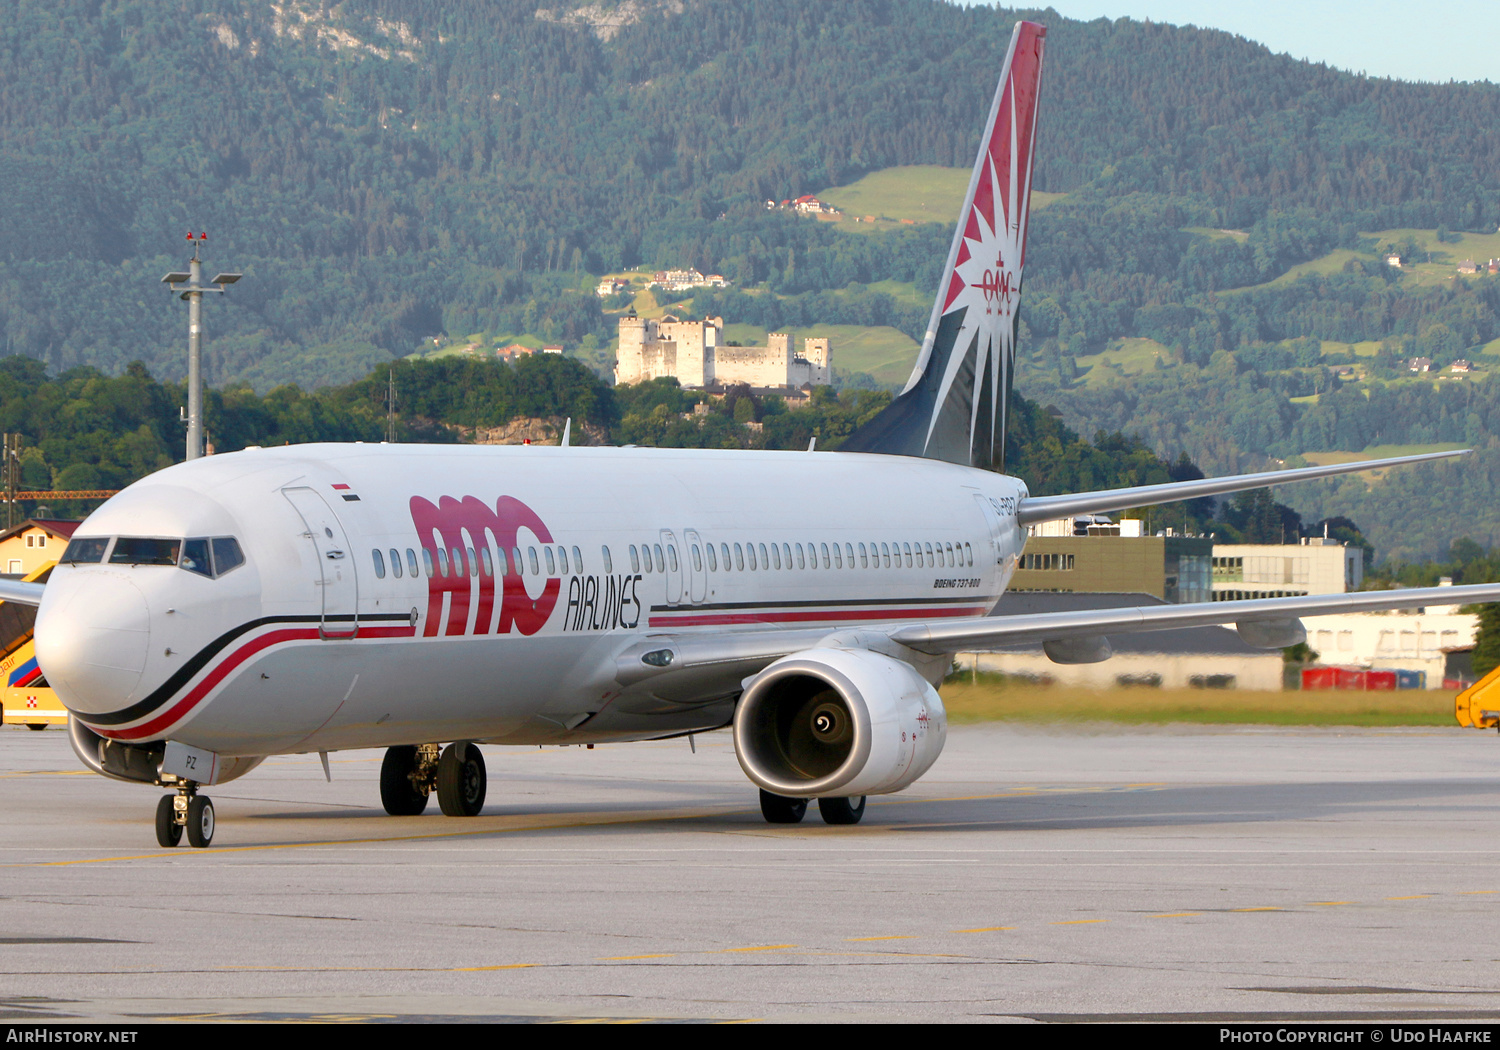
top-left (162, 234), bottom-right (241, 461)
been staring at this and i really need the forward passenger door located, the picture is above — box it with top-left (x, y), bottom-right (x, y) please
top-left (284, 487), bottom-right (359, 639)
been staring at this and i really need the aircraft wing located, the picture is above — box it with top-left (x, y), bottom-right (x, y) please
top-left (613, 583), bottom-right (1500, 706)
top-left (0, 579), bottom-right (45, 606)
top-left (1016, 449), bottom-right (1467, 526)
top-left (886, 583), bottom-right (1500, 655)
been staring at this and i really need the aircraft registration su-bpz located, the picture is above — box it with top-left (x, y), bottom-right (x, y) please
top-left (11, 22), bottom-right (1497, 847)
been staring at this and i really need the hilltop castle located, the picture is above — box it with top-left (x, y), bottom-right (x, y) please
top-left (615, 315), bottom-right (831, 390)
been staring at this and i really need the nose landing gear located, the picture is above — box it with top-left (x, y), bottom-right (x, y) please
top-left (154, 782), bottom-right (214, 848)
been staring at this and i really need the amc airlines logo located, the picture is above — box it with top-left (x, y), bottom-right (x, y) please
top-left (976, 249), bottom-right (1014, 317)
top-left (409, 495), bottom-right (642, 638)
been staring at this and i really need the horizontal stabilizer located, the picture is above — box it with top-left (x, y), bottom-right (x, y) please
top-left (1015, 449), bottom-right (1468, 527)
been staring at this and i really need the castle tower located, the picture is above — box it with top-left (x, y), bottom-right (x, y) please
top-left (615, 315), bottom-right (651, 386)
top-left (803, 337), bottom-right (831, 385)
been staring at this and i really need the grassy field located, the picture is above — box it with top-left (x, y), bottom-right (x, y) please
top-left (1182, 226), bottom-right (1249, 242)
top-left (1300, 442), bottom-right (1468, 481)
top-left (1074, 337), bottom-right (1171, 385)
top-left (816, 165), bottom-right (1065, 230)
top-left (1213, 227), bottom-right (1500, 297)
top-left (939, 676), bottom-right (1460, 727)
top-left (1319, 339), bottom-right (1383, 358)
top-left (720, 322), bottom-right (919, 385)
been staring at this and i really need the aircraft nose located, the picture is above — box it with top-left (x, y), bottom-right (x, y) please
top-left (35, 574), bottom-right (152, 715)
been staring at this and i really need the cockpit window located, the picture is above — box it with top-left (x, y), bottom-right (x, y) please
top-left (110, 537), bottom-right (181, 566)
top-left (181, 538), bottom-right (212, 578)
top-left (77, 535), bottom-right (245, 577)
top-left (212, 538), bottom-right (245, 575)
top-left (61, 537), bottom-right (110, 564)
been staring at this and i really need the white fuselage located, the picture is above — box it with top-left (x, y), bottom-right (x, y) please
top-left (35, 444), bottom-right (1028, 757)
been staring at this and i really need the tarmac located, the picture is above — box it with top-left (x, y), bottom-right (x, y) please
top-left (5, 720), bottom-right (1500, 1023)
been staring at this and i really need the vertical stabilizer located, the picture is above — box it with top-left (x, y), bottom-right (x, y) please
top-left (841, 21), bottom-right (1046, 472)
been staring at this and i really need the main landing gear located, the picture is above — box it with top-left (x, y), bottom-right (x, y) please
top-left (155, 782), bottom-right (215, 848)
top-left (758, 789), bottom-right (866, 826)
top-left (380, 741), bottom-right (487, 817)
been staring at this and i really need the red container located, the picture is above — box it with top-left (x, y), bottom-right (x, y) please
top-left (1334, 667), bottom-right (1367, 689)
top-left (1301, 666), bottom-right (1339, 690)
top-left (1365, 669), bottom-right (1397, 691)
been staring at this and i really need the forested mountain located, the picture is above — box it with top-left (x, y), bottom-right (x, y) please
top-left (3, 0), bottom-right (1499, 390)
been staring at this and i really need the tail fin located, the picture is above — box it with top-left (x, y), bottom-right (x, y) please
top-left (841, 20), bottom-right (1046, 472)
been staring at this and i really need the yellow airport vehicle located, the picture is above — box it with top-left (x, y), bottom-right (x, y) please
top-left (0, 561), bottom-right (60, 730)
top-left (1456, 664), bottom-right (1500, 730)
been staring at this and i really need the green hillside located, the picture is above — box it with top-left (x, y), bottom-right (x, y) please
top-left (817, 165), bottom-right (1065, 229)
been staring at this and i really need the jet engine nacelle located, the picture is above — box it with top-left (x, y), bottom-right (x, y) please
top-left (733, 648), bottom-right (947, 798)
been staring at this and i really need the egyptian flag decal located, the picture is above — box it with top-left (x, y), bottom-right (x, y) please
top-left (332, 483), bottom-right (361, 502)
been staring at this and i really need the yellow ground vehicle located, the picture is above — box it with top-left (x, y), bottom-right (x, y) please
top-left (0, 561), bottom-right (61, 730)
top-left (1456, 663), bottom-right (1500, 730)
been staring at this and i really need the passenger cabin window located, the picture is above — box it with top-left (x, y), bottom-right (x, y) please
top-left (706, 544), bottom-right (717, 571)
top-left (511, 547), bottom-right (523, 575)
top-left (436, 548), bottom-right (449, 577)
top-left (528, 548), bottom-right (540, 576)
top-left (573, 546), bottom-right (583, 573)
top-left (405, 549), bottom-right (419, 577)
top-left (601, 545), bottom-right (613, 574)
top-left (556, 547), bottom-right (567, 574)
top-left (390, 548), bottom-right (403, 578)
top-left (371, 549), bottom-right (386, 579)
top-left (424, 550), bottom-right (435, 577)
top-left (691, 545), bottom-right (702, 572)
top-left (746, 543), bottom-right (757, 571)
top-left (629, 545), bottom-right (640, 572)
top-left (62, 537), bottom-right (110, 564)
top-left (480, 547), bottom-right (492, 577)
top-left (545, 547), bottom-right (556, 575)
top-left (734, 543), bottom-right (744, 570)
top-left (654, 544), bottom-right (665, 571)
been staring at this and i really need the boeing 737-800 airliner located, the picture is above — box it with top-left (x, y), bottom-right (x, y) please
top-left (7, 21), bottom-right (1496, 848)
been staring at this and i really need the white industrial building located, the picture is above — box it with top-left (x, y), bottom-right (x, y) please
top-left (1301, 585), bottom-right (1477, 688)
top-left (1212, 537), bottom-right (1362, 600)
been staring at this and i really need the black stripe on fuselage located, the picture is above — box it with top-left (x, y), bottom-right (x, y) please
top-left (78, 612), bottom-right (413, 727)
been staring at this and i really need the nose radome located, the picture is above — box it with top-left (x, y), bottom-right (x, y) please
top-left (35, 574), bottom-right (152, 716)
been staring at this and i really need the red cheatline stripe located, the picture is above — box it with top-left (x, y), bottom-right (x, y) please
top-left (648, 606), bottom-right (990, 628)
top-left (94, 624), bottom-right (416, 741)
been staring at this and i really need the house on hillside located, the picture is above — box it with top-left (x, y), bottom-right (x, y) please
top-left (1409, 356), bottom-right (1432, 373)
top-left (1459, 259), bottom-right (1479, 275)
top-left (1386, 253), bottom-right (1404, 268)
